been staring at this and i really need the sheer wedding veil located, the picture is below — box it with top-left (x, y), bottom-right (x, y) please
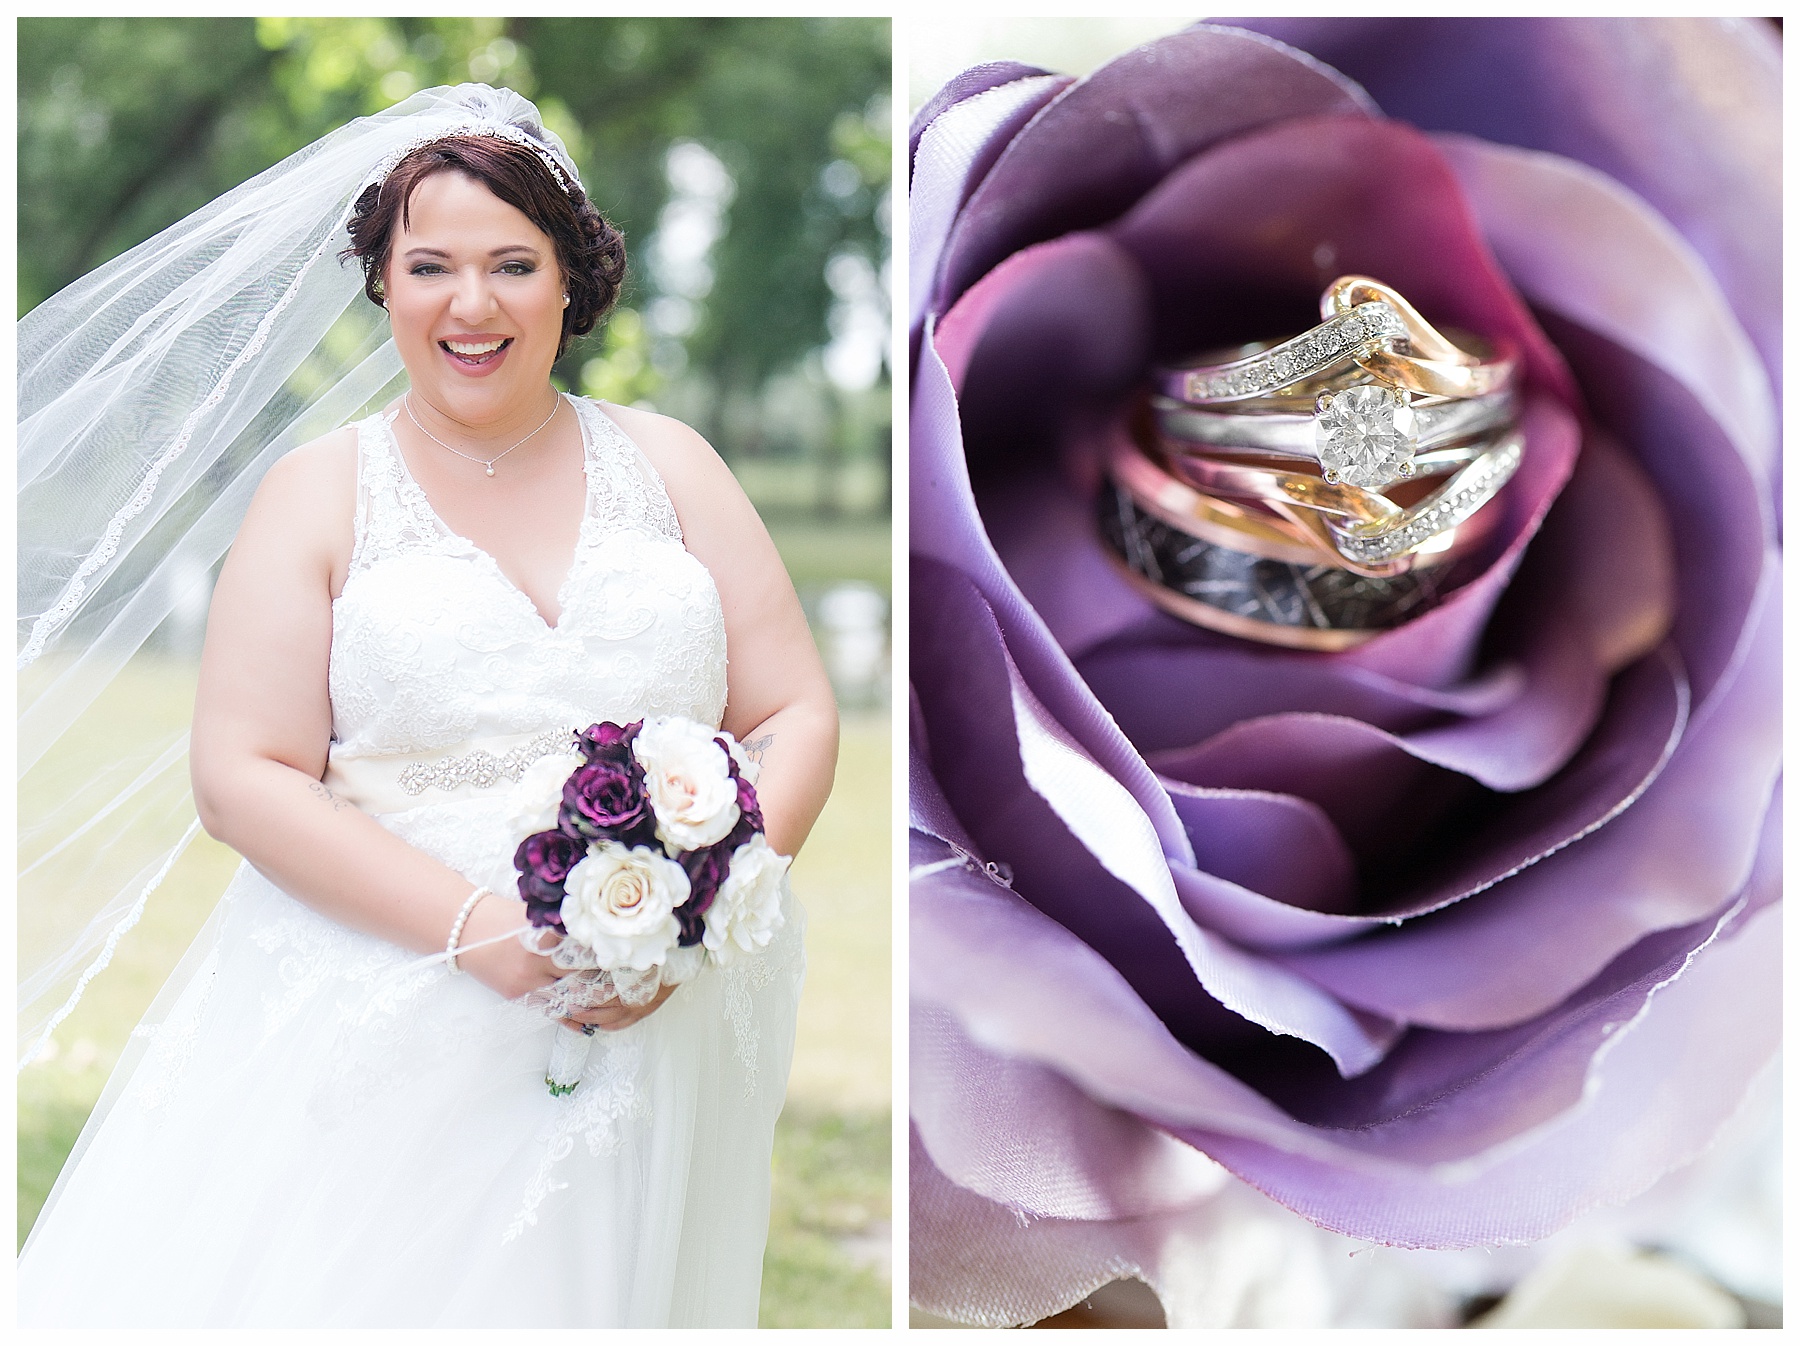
top-left (19, 84), bottom-right (585, 1067)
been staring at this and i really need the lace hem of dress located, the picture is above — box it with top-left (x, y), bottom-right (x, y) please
top-left (502, 1033), bottom-right (650, 1245)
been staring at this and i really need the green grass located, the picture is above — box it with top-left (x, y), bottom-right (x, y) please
top-left (19, 664), bottom-right (892, 1326)
top-left (761, 1106), bottom-right (891, 1328)
top-left (17, 1091), bottom-right (90, 1251)
top-left (767, 515), bottom-right (892, 592)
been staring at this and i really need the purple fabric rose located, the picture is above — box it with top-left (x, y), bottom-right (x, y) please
top-left (677, 841), bottom-right (734, 946)
top-left (575, 719), bottom-right (642, 766)
top-left (909, 18), bottom-right (1779, 1326)
top-left (514, 829), bottom-right (586, 932)
top-left (728, 759), bottom-right (765, 836)
top-left (560, 758), bottom-right (653, 845)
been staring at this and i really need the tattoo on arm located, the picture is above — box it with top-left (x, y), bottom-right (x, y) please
top-left (308, 779), bottom-right (350, 812)
top-left (742, 733), bottom-right (774, 766)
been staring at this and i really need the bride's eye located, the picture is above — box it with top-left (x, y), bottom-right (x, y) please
top-left (409, 262), bottom-right (447, 276)
top-left (498, 260), bottom-right (536, 276)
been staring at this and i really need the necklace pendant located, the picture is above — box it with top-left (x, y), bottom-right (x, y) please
top-left (485, 465), bottom-right (496, 477)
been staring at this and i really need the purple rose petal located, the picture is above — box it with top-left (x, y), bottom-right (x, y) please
top-left (1437, 132), bottom-right (1776, 707)
top-left (915, 316), bottom-right (1193, 866)
top-left (911, 69), bottom-right (1070, 345)
top-left (915, 559), bottom-right (1400, 1076)
top-left (1279, 571), bottom-right (1779, 1029)
top-left (1163, 783), bottom-right (1358, 917)
top-left (1231, 18), bottom-right (1781, 388)
top-left (913, 819), bottom-right (1778, 1245)
top-left (936, 26), bottom-right (1376, 311)
top-left (909, 61), bottom-right (1058, 166)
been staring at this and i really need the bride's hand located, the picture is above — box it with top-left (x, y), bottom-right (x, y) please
top-left (561, 982), bottom-right (679, 1033)
top-left (452, 895), bottom-right (566, 1001)
top-left (527, 968), bottom-right (680, 1032)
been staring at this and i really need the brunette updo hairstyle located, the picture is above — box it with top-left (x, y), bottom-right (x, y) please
top-left (344, 134), bottom-right (626, 358)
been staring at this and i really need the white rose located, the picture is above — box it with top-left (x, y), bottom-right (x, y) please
top-left (505, 750), bottom-right (584, 845)
top-left (633, 716), bottom-right (740, 854)
top-left (560, 842), bottom-right (688, 972)
top-left (702, 834), bottom-right (789, 965)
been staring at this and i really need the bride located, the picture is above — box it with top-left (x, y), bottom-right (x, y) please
top-left (18, 86), bottom-right (837, 1327)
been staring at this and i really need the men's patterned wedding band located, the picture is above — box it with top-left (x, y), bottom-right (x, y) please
top-left (1153, 387), bottom-right (1516, 491)
top-left (1097, 480), bottom-right (1468, 651)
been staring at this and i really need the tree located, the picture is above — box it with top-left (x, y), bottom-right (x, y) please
top-left (19, 16), bottom-right (891, 454)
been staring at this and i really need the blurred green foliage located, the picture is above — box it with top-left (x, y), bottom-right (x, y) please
top-left (18, 17), bottom-right (891, 475)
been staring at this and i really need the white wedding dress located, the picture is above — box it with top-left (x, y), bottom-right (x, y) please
top-left (18, 396), bottom-right (806, 1327)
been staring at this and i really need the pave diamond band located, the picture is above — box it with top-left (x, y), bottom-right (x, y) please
top-left (1107, 424), bottom-right (1486, 577)
top-left (1161, 301), bottom-right (1407, 404)
top-left (1328, 430), bottom-right (1524, 564)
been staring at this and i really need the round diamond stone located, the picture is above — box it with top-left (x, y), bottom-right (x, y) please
top-left (1316, 385), bottom-right (1417, 489)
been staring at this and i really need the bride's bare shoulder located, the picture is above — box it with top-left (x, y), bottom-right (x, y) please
top-left (260, 425), bottom-right (359, 498)
top-left (236, 425), bottom-right (359, 566)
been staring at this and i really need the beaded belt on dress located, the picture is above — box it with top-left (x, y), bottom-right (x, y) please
top-left (322, 727), bottom-right (573, 815)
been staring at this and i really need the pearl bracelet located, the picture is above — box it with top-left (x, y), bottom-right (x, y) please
top-left (445, 886), bottom-right (492, 975)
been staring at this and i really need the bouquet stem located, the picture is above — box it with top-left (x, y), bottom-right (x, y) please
top-left (546, 1024), bottom-right (591, 1096)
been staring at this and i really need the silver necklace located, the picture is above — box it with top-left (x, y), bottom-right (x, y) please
top-left (405, 392), bottom-right (561, 477)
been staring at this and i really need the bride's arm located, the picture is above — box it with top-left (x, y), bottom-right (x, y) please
top-left (189, 435), bottom-right (566, 1007)
top-left (610, 406), bottom-right (840, 859)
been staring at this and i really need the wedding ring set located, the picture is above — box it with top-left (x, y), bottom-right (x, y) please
top-left (1099, 276), bottom-right (1523, 650)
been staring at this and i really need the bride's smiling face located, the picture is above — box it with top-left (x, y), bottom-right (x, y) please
top-left (384, 170), bottom-right (566, 423)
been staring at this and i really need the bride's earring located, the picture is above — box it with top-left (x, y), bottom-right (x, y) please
top-left (561, 292), bottom-right (571, 308)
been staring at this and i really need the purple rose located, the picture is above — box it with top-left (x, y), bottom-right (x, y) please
top-left (728, 760), bottom-right (765, 836)
top-left (677, 841), bottom-right (735, 946)
top-left (513, 829), bottom-right (586, 931)
top-left (575, 719), bottom-right (641, 767)
top-left (560, 759), bottom-right (652, 844)
top-left (910, 19), bottom-right (1778, 1326)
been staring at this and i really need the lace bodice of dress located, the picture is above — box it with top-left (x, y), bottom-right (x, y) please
top-left (327, 396), bottom-right (727, 758)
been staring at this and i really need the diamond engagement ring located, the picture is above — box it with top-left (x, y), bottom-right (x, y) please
top-left (1153, 276), bottom-right (1519, 490)
top-left (1153, 388), bottom-right (1515, 491)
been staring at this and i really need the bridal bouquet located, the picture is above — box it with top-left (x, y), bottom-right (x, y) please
top-left (508, 716), bottom-right (789, 1094)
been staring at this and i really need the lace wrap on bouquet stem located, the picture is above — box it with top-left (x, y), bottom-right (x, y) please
top-left (529, 956), bottom-right (703, 1096)
top-left (18, 83), bottom-right (583, 1066)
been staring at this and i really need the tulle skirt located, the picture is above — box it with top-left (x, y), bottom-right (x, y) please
top-left (18, 796), bottom-right (805, 1327)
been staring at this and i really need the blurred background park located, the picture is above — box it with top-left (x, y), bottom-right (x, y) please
top-left (18, 17), bottom-right (892, 1327)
